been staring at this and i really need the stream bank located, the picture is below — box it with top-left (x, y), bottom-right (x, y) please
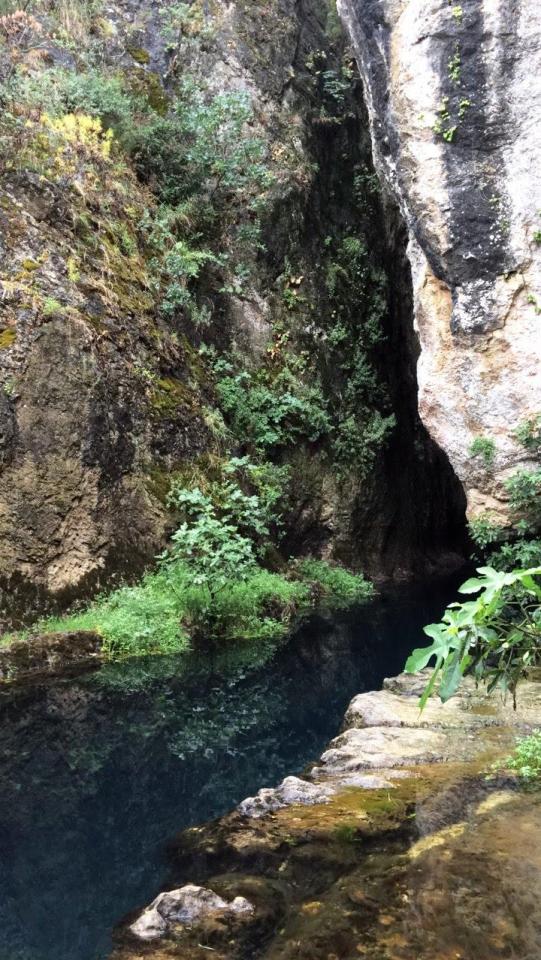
top-left (113, 672), bottom-right (541, 960)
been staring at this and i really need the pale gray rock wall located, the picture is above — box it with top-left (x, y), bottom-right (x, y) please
top-left (338, 0), bottom-right (541, 523)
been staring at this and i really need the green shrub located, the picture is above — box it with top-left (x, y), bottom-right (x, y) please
top-left (24, 553), bottom-right (373, 659)
top-left (184, 569), bottom-right (309, 642)
top-left (31, 568), bottom-right (190, 659)
top-left (296, 559), bottom-right (374, 607)
top-left (468, 514), bottom-right (503, 550)
top-left (502, 732), bottom-right (541, 781)
top-left (21, 466), bottom-right (374, 659)
top-left (489, 539), bottom-right (541, 571)
top-left (216, 367), bottom-right (331, 452)
top-left (406, 565), bottom-right (541, 708)
top-left (5, 68), bottom-right (139, 138)
top-left (131, 83), bottom-right (271, 212)
top-left (333, 411), bottom-right (396, 475)
top-left (469, 436), bottom-right (496, 468)
top-left (515, 413), bottom-right (541, 456)
top-left (506, 469), bottom-right (541, 531)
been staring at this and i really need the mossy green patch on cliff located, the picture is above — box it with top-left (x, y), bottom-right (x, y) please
top-left (149, 377), bottom-right (198, 415)
top-left (0, 329), bottom-right (16, 349)
top-left (126, 46), bottom-right (150, 65)
top-left (21, 258), bottom-right (40, 272)
top-left (125, 68), bottom-right (169, 115)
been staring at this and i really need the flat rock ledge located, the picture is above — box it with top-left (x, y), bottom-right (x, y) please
top-left (120, 670), bottom-right (541, 953)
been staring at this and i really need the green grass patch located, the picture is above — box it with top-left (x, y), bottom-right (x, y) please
top-left (7, 560), bottom-right (373, 661)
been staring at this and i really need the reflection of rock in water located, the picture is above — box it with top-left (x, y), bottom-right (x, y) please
top-left (114, 671), bottom-right (541, 960)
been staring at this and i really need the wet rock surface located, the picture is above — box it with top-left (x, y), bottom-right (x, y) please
top-left (111, 671), bottom-right (541, 959)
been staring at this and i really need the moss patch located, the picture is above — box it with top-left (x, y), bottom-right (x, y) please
top-left (0, 329), bottom-right (16, 349)
top-left (126, 45), bottom-right (150, 64)
top-left (150, 377), bottom-right (197, 415)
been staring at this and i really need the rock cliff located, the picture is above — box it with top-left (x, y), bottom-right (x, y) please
top-left (338, 0), bottom-right (541, 524)
top-left (0, 0), bottom-right (466, 618)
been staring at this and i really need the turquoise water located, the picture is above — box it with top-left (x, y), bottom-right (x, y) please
top-left (0, 577), bottom-right (462, 960)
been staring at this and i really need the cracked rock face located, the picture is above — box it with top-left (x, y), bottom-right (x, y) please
top-left (338, 0), bottom-right (541, 522)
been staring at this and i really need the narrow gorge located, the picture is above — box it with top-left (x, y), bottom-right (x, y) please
top-left (0, 1), bottom-right (540, 959)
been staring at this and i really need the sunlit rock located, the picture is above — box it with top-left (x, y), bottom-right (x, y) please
top-left (129, 884), bottom-right (254, 941)
top-left (238, 775), bottom-right (335, 817)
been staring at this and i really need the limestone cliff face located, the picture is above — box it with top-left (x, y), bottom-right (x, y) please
top-left (0, 0), bottom-right (467, 616)
top-left (338, 0), bottom-right (541, 523)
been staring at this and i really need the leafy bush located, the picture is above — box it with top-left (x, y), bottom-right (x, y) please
top-left (23, 460), bottom-right (374, 657)
top-left (515, 413), bottom-right (541, 456)
top-left (506, 469), bottom-right (541, 532)
top-left (469, 436), bottom-right (496, 468)
top-left (31, 569), bottom-right (190, 659)
top-left (130, 82), bottom-right (273, 319)
top-left (25, 553), bottom-right (373, 658)
top-left (295, 559), bottom-right (374, 607)
top-left (157, 241), bottom-right (217, 316)
top-left (333, 411), bottom-right (396, 474)
top-left (131, 83), bottom-right (271, 214)
top-left (406, 566), bottom-right (541, 708)
top-left (468, 514), bottom-right (504, 550)
top-left (182, 568), bottom-right (309, 642)
top-left (4, 68), bottom-right (139, 137)
top-left (216, 367), bottom-right (331, 452)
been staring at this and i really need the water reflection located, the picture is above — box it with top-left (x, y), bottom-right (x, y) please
top-left (0, 575), bottom-right (463, 960)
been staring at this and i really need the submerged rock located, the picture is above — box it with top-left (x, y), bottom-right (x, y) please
top-left (129, 884), bottom-right (254, 941)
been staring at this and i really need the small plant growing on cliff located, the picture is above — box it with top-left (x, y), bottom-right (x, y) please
top-left (506, 468), bottom-right (541, 532)
top-left (515, 414), bottom-right (541, 456)
top-left (469, 514), bottom-right (503, 550)
top-left (448, 47), bottom-right (461, 85)
top-left (406, 565), bottom-right (541, 708)
top-left (469, 436), bottom-right (496, 468)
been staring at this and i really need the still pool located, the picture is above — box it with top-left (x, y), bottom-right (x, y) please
top-left (0, 575), bottom-right (463, 960)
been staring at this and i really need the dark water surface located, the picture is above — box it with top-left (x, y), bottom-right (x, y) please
top-left (0, 575), bottom-right (463, 960)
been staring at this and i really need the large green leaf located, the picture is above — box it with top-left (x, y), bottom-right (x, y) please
top-left (405, 622), bottom-right (452, 673)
